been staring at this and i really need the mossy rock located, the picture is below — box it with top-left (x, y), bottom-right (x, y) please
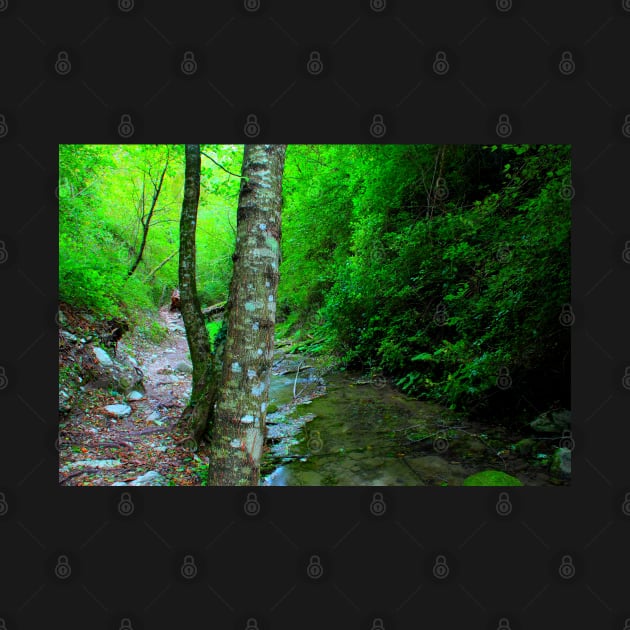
top-left (513, 438), bottom-right (536, 456)
top-left (462, 470), bottom-right (523, 487)
top-left (266, 403), bottom-right (279, 414)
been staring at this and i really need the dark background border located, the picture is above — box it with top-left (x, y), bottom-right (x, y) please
top-left (1, 1), bottom-right (629, 628)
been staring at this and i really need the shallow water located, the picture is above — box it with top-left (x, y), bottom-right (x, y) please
top-left (262, 370), bottom-right (486, 486)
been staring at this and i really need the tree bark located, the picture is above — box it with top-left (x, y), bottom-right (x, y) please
top-left (208, 144), bottom-right (287, 486)
top-left (178, 144), bottom-right (219, 443)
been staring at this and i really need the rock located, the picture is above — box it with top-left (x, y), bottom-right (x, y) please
top-left (129, 471), bottom-right (167, 486)
top-left (298, 471), bottom-right (323, 485)
top-left (112, 481), bottom-right (128, 486)
top-left (93, 346), bottom-right (114, 367)
top-left (61, 459), bottom-right (122, 472)
top-left (466, 440), bottom-right (488, 455)
top-left (104, 404), bottom-right (132, 417)
top-left (550, 447), bottom-right (571, 479)
top-left (127, 391), bottom-right (144, 401)
top-left (514, 438), bottom-right (537, 456)
top-left (530, 409), bottom-right (570, 434)
top-left (147, 411), bottom-right (162, 424)
top-left (61, 330), bottom-right (78, 343)
top-left (175, 361), bottom-right (193, 374)
top-left (462, 470), bottom-right (523, 486)
top-left (84, 347), bottom-right (143, 394)
top-left (128, 356), bottom-right (139, 368)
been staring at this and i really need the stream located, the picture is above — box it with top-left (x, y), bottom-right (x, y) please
top-left (261, 353), bottom-right (557, 487)
top-left (59, 309), bottom-right (565, 486)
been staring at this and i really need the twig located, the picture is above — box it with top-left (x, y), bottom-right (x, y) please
top-left (293, 360), bottom-right (304, 399)
top-left (59, 467), bottom-right (100, 484)
top-left (200, 151), bottom-right (245, 179)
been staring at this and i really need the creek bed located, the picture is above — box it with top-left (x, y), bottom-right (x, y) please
top-left (261, 360), bottom-right (563, 486)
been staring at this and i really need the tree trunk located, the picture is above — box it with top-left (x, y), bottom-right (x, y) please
top-left (128, 152), bottom-right (169, 278)
top-left (178, 144), bottom-right (219, 444)
top-left (208, 144), bottom-right (287, 485)
top-left (146, 250), bottom-right (177, 280)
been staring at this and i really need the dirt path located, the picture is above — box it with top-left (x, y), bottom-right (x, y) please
top-left (58, 308), bottom-right (204, 486)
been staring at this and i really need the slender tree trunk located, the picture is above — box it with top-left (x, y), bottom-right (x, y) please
top-left (128, 153), bottom-right (169, 278)
top-left (146, 250), bottom-right (177, 280)
top-left (178, 144), bottom-right (218, 443)
top-left (208, 144), bottom-right (287, 485)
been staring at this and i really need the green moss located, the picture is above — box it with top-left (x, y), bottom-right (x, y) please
top-left (462, 470), bottom-right (523, 486)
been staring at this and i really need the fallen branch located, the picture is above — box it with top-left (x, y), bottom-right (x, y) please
top-left (277, 365), bottom-right (314, 376)
top-left (96, 440), bottom-right (133, 449)
top-left (293, 360), bottom-right (304, 399)
top-left (146, 250), bottom-right (177, 280)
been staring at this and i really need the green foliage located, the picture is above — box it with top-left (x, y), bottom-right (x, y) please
top-left (281, 144), bottom-right (570, 417)
top-left (59, 144), bottom-right (240, 320)
top-left (205, 320), bottom-right (224, 352)
top-left (60, 143), bottom-right (570, 425)
top-left (141, 320), bottom-right (169, 344)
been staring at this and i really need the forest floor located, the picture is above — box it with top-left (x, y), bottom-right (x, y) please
top-left (59, 306), bottom-right (569, 487)
top-left (59, 306), bottom-right (211, 486)
top-left (58, 306), bottom-right (329, 486)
